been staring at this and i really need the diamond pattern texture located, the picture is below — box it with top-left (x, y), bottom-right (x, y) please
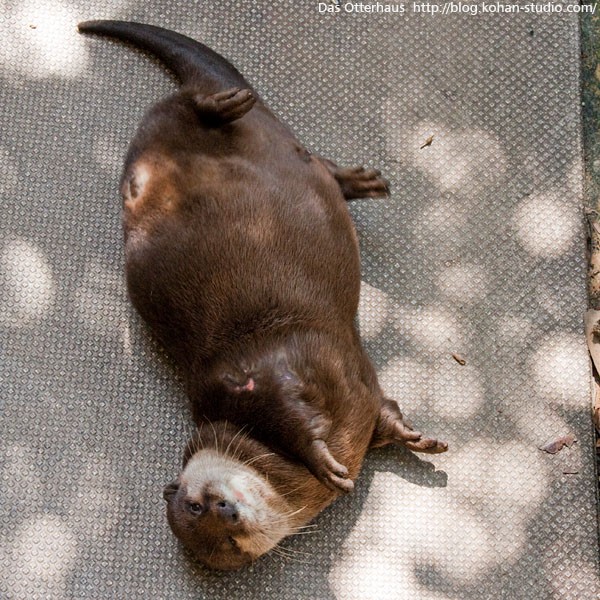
top-left (1, 1), bottom-right (599, 599)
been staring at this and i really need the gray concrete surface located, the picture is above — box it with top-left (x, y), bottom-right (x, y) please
top-left (1, 1), bottom-right (599, 598)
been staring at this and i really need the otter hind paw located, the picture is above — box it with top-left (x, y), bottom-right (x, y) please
top-left (194, 87), bottom-right (256, 124)
top-left (372, 398), bottom-right (448, 454)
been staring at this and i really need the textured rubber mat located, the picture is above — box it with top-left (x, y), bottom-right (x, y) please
top-left (1, 1), bottom-right (598, 599)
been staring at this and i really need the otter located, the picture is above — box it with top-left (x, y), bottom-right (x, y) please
top-left (78, 20), bottom-right (447, 571)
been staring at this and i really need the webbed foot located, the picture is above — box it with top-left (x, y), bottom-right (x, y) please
top-left (371, 398), bottom-right (448, 454)
top-left (319, 159), bottom-right (390, 200)
top-left (194, 87), bottom-right (256, 125)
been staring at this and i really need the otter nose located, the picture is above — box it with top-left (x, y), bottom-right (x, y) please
top-left (212, 499), bottom-right (239, 522)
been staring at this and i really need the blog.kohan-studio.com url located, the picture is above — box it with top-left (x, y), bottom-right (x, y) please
top-left (319, 2), bottom-right (597, 15)
top-left (436, 1), bottom-right (596, 15)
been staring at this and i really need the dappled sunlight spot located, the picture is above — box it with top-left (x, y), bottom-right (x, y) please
top-left (445, 441), bottom-right (547, 520)
top-left (513, 402), bottom-right (578, 447)
top-left (74, 258), bottom-right (128, 336)
top-left (358, 281), bottom-right (392, 341)
top-left (430, 364), bottom-right (484, 421)
top-left (387, 120), bottom-right (507, 196)
top-left (330, 472), bottom-right (497, 595)
top-left (422, 505), bottom-right (495, 587)
top-left (0, 239), bottom-right (55, 327)
top-left (532, 333), bottom-right (589, 406)
top-left (378, 356), bottom-right (429, 403)
top-left (6, 516), bottom-right (77, 599)
top-left (330, 439), bottom-right (549, 598)
top-left (329, 548), bottom-right (410, 600)
top-left (513, 191), bottom-right (579, 258)
top-left (394, 306), bottom-right (467, 354)
top-left (0, 146), bottom-right (20, 194)
top-left (437, 263), bottom-right (488, 305)
top-left (0, 1), bottom-right (88, 79)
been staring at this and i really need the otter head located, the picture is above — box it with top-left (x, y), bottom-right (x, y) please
top-left (163, 421), bottom-right (312, 570)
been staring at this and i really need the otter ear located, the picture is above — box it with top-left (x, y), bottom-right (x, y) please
top-left (163, 480), bottom-right (180, 501)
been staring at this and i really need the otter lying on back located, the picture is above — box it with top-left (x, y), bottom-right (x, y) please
top-left (79, 20), bottom-right (447, 570)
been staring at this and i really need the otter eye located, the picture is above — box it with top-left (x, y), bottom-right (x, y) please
top-left (228, 536), bottom-right (240, 552)
top-left (188, 502), bottom-right (203, 515)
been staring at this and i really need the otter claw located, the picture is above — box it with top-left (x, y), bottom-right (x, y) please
top-left (194, 87), bottom-right (256, 124)
top-left (372, 398), bottom-right (448, 454)
top-left (317, 158), bottom-right (390, 200)
top-left (310, 439), bottom-right (354, 493)
top-left (405, 437), bottom-right (448, 454)
top-left (326, 474), bottom-right (354, 494)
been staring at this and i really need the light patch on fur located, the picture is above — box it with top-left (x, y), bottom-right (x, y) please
top-left (240, 215), bottom-right (276, 245)
top-left (122, 155), bottom-right (180, 227)
top-left (181, 449), bottom-right (293, 556)
top-left (123, 161), bottom-right (151, 211)
top-left (128, 163), bottom-right (150, 199)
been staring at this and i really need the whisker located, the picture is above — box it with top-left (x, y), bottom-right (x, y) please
top-left (184, 426), bottom-right (196, 456)
top-left (232, 424), bottom-right (254, 462)
top-left (293, 523), bottom-right (319, 530)
top-left (179, 418), bottom-right (193, 452)
top-left (263, 509), bottom-right (310, 532)
top-left (277, 545), bottom-right (312, 557)
top-left (269, 545), bottom-right (313, 565)
top-left (282, 505), bottom-right (308, 520)
top-left (221, 419), bottom-right (228, 455)
top-left (242, 452), bottom-right (276, 468)
top-left (189, 423), bottom-right (204, 455)
top-left (225, 424), bottom-right (248, 460)
top-left (270, 547), bottom-right (295, 560)
top-left (276, 479), bottom-right (313, 498)
top-left (208, 419), bottom-right (219, 453)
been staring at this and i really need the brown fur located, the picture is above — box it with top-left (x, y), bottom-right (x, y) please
top-left (79, 20), bottom-right (447, 570)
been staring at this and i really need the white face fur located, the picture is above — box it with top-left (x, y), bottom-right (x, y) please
top-left (180, 449), bottom-right (294, 557)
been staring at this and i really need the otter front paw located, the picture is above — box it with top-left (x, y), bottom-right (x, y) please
top-left (309, 439), bottom-right (354, 494)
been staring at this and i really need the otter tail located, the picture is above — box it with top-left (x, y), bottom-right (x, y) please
top-left (78, 20), bottom-right (252, 91)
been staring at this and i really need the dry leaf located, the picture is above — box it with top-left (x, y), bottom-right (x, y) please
top-left (420, 135), bottom-right (434, 149)
top-left (595, 63), bottom-right (600, 82)
top-left (452, 353), bottom-right (466, 365)
top-left (584, 309), bottom-right (600, 367)
top-left (539, 435), bottom-right (577, 455)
